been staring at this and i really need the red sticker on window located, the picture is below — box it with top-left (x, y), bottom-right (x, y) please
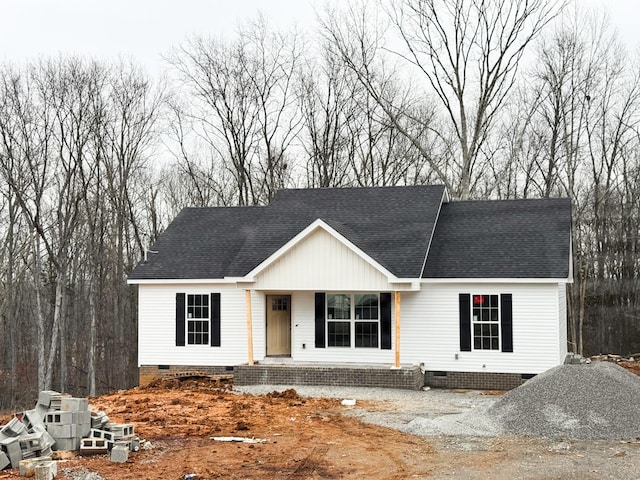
top-left (473, 295), bottom-right (484, 305)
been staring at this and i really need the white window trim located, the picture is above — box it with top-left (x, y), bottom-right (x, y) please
top-left (326, 293), bottom-right (380, 349)
top-left (471, 294), bottom-right (501, 351)
top-left (186, 293), bottom-right (210, 346)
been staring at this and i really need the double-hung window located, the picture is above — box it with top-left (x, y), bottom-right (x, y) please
top-left (327, 293), bottom-right (379, 348)
top-left (472, 294), bottom-right (499, 350)
top-left (187, 294), bottom-right (209, 345)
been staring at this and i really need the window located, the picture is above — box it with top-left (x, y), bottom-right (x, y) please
top-left (472, 294), bottom-right (499, 350)
top-left (327, 294), bottom-right (350, 347)
top-left (272, 297), bottom-right (288, 311)
top-left (328, 321), bottom-right (351, 347)
top-left (187, 294), bottom-right (209, 345)
top-left (327, 293), bottom-right (379, 348)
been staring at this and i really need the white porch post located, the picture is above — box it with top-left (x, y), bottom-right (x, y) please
top-left (245, 289), bottom-right (254, 365)
top-left (394, 291), bottom-right (401, 368)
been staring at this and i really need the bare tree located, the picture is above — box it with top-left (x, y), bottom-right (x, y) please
top-left (298, 50), bottom-right (359, 187)
top-left (166, 17), bottom-right (302, 205)
top-left (323, 0), bottom-right (565, 198)
top-left (321, 1), bottom-right (449, 189)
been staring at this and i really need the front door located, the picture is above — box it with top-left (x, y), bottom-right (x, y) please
top-left (266, 295), bottom-right (291, 356)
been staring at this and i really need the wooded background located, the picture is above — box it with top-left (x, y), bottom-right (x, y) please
top-left (1, 0), bottom-right (638, 408)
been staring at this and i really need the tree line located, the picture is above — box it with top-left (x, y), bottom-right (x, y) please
top-left (1, 0), bottom-right (638, 408)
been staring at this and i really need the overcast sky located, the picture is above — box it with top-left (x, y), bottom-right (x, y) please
top-left (0, 0), bottom-right (319, 75)
top-left (0, 0), bottom-right (637, 76)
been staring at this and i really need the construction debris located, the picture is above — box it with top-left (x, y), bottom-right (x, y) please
top-left (591, 353), bottom-right (640, 363)
top-left (211, 436), bottom-right (268, 444)
top-left (0, 390), bottom-right (141, 473)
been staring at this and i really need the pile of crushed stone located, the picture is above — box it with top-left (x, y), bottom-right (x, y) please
top-left (404, 362), bottom-right (640, 440)
top-left (488, 361), bottom-right (640, 440)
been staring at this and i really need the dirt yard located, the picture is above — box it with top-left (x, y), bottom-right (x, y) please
top-left (1, 367), bottom-right (639, 479)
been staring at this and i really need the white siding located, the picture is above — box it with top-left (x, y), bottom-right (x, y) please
top-left (401, 283), bottom-right (565, 374)
top-left (558, 284), bottom-right (568, 361)
top-left (138, 284), bottom-right (266, 366)
top-left (289, 292), bottom-right (396, 364)
top-left (253, 228), bottom-right (391, 291)
top-left (138, 281), bottom-right (567, 374)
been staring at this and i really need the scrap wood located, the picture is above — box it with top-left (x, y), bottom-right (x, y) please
top-left (211, 436), bottom-right (268, 444)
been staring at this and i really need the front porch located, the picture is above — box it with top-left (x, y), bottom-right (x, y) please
top-left (234, 362), bottom-right (424, 390)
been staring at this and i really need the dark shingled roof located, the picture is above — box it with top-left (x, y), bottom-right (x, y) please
top-left (128, 186), bottom-right (571, 281)
top-left (422, 198), bottom-right (571, 278)
top-left (128, 185), bottom-right (446, 280)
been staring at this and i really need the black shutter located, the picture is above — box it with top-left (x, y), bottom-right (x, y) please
top-left (501, 294), bottom-right (513, 352)
top-left (380, 293), bottom-right (392, 350)
top-left (176, 293), bottom-right (185, 346)
top-left (210, 293), bottom-right (221, 347)
top-left (459, 293), bottom-right (471, 352)
top-left (315, 293), bottom-right (326, 348)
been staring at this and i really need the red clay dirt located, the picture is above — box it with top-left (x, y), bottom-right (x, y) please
top-left (1, 364), bottom-right (639, 479)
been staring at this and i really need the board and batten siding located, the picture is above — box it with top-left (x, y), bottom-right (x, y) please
top-left (401, 283), bottom-right (565, 374)
top-left (289, 292), bottom-right (396, 364)
top-left (253, 228), bottom-right (391, 291)
top-left (138, 284), bottom-right (266, 366)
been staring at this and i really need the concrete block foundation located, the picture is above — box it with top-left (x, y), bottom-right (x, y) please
top-left (424, 370), bottom-right (533, 390)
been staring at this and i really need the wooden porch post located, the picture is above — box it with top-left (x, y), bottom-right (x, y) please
top-left (394, 291), bottom-right (401, 368)
top-left (245, 290), bottom-right (254, 366)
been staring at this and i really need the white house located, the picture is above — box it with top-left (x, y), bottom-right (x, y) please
top-left (127, 185), bottom-right (572, 389)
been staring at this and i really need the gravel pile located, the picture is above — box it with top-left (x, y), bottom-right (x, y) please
top-left (486, 361), bottom-right (640, 440)
top-left (404, 361), bottom-right (640, 440)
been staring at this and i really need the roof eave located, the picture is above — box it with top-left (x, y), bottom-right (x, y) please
top-left (420, 277), bottom-right (573, 284)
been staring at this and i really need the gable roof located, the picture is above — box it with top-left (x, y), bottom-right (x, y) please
top-left (128, 185), bottom-right (446, 280)
top-left (245, 219), bottom-right (397, 280)
top-left (422, 198), bottom-right (571, 279)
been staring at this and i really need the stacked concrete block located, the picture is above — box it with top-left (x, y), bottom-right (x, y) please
top-left (1, 390), bottom-right (141, 471)
top-left (43, 392), bottom-right (92, 452)
top-left (0, 410), bottom-right (54, 469)
top-left (0, 418), bottom-right (28, 468)
top-left (38, 391), bottom-right (63, 411)
top-left (106, 423), bottom-right (135, 441)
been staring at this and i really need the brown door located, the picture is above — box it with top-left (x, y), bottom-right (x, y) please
top-left (266, 295), bottom-right (291, 356)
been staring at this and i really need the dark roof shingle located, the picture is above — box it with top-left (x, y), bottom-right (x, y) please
top-left (128, 185), bottom-right (446, 280)
top-left (128, 187), bottom-right (571, 281)
top-left (422, 198), bottom-right (571, 278)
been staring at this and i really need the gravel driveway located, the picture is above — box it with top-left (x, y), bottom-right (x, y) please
top-left (236, 363), bottom-right (640, 479)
